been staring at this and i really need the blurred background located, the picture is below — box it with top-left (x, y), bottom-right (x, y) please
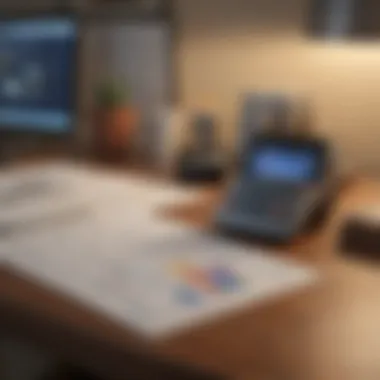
top-left (0, 0), bottom-right (380, 176)
top-left (2, 1), bottom-right (380, 379)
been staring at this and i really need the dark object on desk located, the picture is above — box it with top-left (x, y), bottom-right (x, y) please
top-left (176, 114), bottom-right (225, 184)
top-left (340, 214), bottom-right (380, 261)
top-left (177, 150), bottom-right (224, 184)
top-left (217, 133), bottom-right (334, 243)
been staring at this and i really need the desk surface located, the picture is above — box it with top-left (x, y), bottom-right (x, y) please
top-left (1, 177), bottom-right (380, 380)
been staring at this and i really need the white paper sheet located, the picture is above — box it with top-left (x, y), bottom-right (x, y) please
top-left (0, 162), bottom-right (318, 338)
top-left (3, 219), bottom-right (318, 338)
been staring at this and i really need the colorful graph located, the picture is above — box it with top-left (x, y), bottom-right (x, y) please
top-left (169, 260), bottom-right (244, 306)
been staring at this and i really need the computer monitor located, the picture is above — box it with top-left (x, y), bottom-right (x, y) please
top-left (0, 15), bottom-right (78, 135)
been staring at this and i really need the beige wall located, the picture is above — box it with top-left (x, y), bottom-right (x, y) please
top-left (176, 0), bottom-right (380, 176)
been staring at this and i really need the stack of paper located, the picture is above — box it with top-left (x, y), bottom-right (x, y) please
top-left (0, 162), bottom-right (198, 240)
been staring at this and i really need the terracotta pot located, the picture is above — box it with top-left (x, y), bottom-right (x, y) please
top-left (95, 106), bottom-right (137, 162)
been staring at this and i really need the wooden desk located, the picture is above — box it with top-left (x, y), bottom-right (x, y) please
top-left (1, 178), bottom-right (380, 380)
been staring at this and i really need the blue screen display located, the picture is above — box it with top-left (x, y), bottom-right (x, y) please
top-left (253, 147), bottom-right (318, 182)
top-left (0, 18), bottom-right (77, 133)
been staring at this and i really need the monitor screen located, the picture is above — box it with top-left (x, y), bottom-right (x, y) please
top-left (0, 17), bottom-right (77, 133)
top-left (252, 146), bottom-right (319, 183)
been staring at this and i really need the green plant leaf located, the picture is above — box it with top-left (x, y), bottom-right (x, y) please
top-left (95, 79), bottom-right (130, 108)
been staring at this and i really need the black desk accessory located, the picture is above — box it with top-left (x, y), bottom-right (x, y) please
top-left (216, 133), bottom-right (334, 243)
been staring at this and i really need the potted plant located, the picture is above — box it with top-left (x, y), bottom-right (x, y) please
top-left (94, 79), bottom-right (137, 162)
